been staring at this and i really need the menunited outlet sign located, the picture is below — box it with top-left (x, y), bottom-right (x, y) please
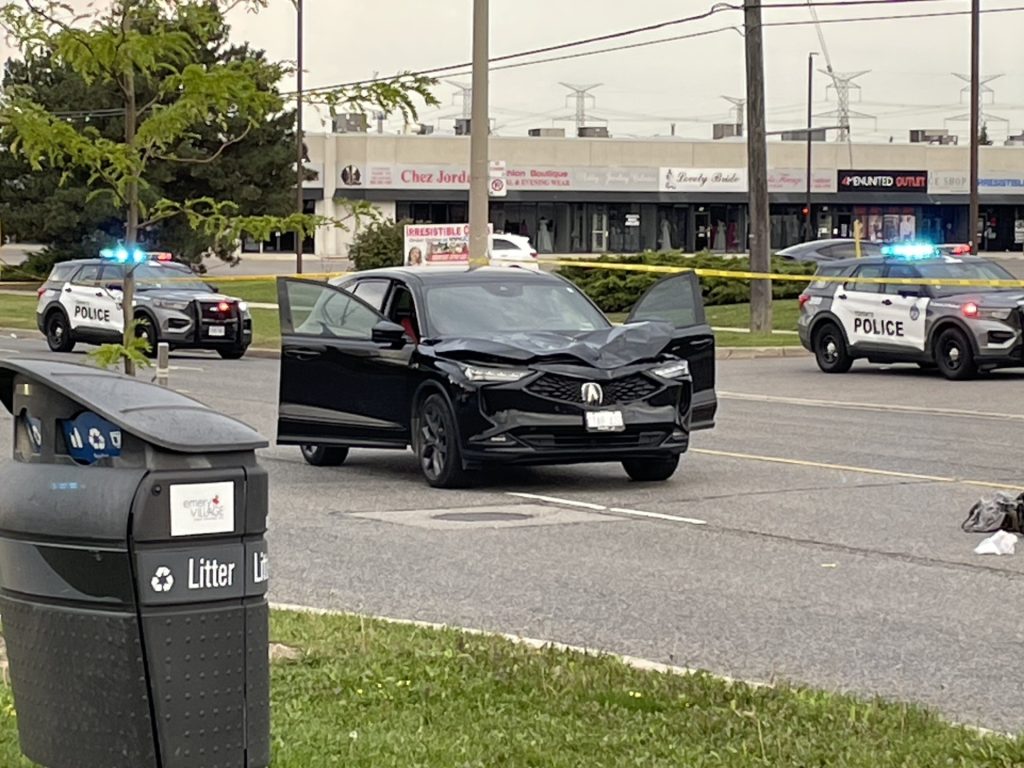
top-left (837, 170), bottom-right (929, 192)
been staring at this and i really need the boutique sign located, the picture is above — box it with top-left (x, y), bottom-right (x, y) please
top-left (838, 170), bottom-right (928, 192)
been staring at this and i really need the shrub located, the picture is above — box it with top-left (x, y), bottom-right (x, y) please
top-left (349, 218), bottom-right (407, 271)
top-left (557, 251), bottom-right (816, 313)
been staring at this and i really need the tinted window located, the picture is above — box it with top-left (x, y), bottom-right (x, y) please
top-left (884, 264), bottom-right (925, 295)
top-left (99, 264), bottom-right (126, 285)
top-left (629, 274), bottom-right (705, 328)
top-left (423, 280), bottom-right (608, 336)
top-left (47, 263), bottom-right (79, 284)
top-left (133, 263), bottom-right (211, 292)
top-left (74, 265), bottom-right (101, 285)
top-left (284, 282), bottom-right (379, 339)
top-left (916, 260), bottom-right (1017, 296)
top-left (492, 239), bottom-right (516, 250)
top-left (810, 265), bottom-right (847, 290)
top-left (350, 279), bottom-right (390, 311)
top-left (847, 264), bottom-right (885, 293)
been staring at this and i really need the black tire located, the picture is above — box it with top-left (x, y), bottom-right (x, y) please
top-left (623, 454), bottom-right (680, 482)
top-left (218, 347), bottom-right (248, 360)
top-left (45, 310), bottom-right (75, 353)
top-left (934, 327), bottom-right (977, 381)
top-left (812, 322), bottom-right (853, 374)
top-left (300, 444), bottom-right (349, 467)
top-left (416, 393), bottom-right (470, 488)
top-left (134, 314), bottom-right (158, 358)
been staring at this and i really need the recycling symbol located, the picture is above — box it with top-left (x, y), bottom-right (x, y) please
top-left (151, 566), bottom-right (174, 593)
top-left (88, 428), bottom-right (106, 451)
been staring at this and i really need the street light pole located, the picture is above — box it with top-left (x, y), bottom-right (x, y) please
top-left (968, 0), bottom-right (980, 255)
top-left (744, 0), bottom-right (771, 333)
top-left (295, 0), bottom-right (304, 274)
top-left (804, 52), bottom-right (818, 242)
top-left (468, 0), bottom-right (489, 266)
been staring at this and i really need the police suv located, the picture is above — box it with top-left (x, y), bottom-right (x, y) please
top-left (36, 257), bottom-right (253, 359)
top-left (798, 247), bottom-right (1024, 380)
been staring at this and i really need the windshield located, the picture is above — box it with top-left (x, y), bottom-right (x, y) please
top-left (916, 261), bottom-right (1018, 296)
top-left (424, 280), bottom-right (610, 336)
top-left (133, 263), bottom-right (212, 292)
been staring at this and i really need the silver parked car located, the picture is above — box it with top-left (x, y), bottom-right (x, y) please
top-left (777, 239), bottom-right (884, 262)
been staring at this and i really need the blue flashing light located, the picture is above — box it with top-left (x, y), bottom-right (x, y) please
top-left (881, 242), bottom-right (937, 260)
top-left (100, 245), bottom-right (148, 264)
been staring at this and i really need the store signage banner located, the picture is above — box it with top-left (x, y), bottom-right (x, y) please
top-left (929, 172), bottom-right (1024, 195)
top-left (767, 169), bottom-right (837, 193)
top-left (837, 170), bottom-right (928, 192)
top-left (660, 168), bottom-right (747, 192)
top-left (403, 223), bottom-right (493, 267)
top-left (340, 163), bottom-right (661, 192)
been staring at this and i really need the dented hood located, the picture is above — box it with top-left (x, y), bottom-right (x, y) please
top-left (429, 321), bottom-right (676, 369)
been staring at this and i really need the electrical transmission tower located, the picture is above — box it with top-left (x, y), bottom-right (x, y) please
top-left (722, 96), bottom-right (746, 132)
top-left (446, 80), bottom-right (473, 119)
top-left (818, 70), bottom-right (873, 142)
top-left (946, 73), bottom-right (1008, 133)
top-left (556, 83), bottom-right (606, 132)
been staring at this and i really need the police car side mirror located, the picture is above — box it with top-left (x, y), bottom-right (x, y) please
top-left (105, 283), bottom-right (123, 293)
top-left (898, 289), bottom-right (921, 298)
top-left (210, 286), bottom-right (220, 293)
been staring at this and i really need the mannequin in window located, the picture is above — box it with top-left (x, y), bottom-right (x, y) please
top-left (713, 220), bottom-right (726, 251)
top-left (659, 217), bottom-right (672, 251)
top-left (538, 218), bottom-right (554, 253)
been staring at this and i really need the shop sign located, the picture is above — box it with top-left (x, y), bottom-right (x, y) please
top-left (346, 163), bottom-right (661, 192)
top-left (767, 169), bottom-right (837, 193)
top-left (403, 223), bottom-right (493, 267)
top-left (928, 172), bottom-right (1024, 195)
top-left (660, 168), bottom-right (747, 192)
top-left (1015, 219), bottom-right (1024, 245)
top-left (838, 170), bottom-right (928, 192)
top-left (625, 214), bottom-right (640, 227)
top-left (571, 167), bottom-right (659, 191)
top-left (506, 166), bottom-right (572, 190)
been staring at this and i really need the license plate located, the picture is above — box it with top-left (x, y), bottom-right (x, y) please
top-left (208, 326), bottom-right (226, 337)
top-left (585, 410), bottom-right (625, 432)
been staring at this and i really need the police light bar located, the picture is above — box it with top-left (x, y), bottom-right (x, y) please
top-left (881, 242), bottom-right (937, 259)
top-left (100, 246), bottom-right (148, 264)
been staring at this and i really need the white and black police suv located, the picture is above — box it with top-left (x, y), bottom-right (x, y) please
top-left (36, 251), bottom-right (252, 359)
top-left (797, 245), bottom-right (1024, 380)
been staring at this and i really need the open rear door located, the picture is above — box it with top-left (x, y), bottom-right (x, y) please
top-left (626, 273), bottom-right (717, 430)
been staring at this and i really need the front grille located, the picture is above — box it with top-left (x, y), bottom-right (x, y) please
top-left (527, 373), bottom-right (661, 405)
top-left (515, 428), bottom-right (669, 450)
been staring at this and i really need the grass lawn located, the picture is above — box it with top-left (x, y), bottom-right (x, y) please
top-left (206, 278), bottom-right (280, 305)
top-left (706, 299), bottom-right (800, 332)
top-left (1, 609), bottom-right (1019, 767)
top-left (0, 294), bottom-right (40, 332)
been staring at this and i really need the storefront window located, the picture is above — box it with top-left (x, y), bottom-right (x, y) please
top-left (655, 205), bottom-right (688, 251)
top-left (708, 205), bottom-right (745, 253)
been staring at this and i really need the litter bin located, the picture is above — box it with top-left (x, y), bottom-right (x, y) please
top-left (0, 359), bottom-right (270, 768)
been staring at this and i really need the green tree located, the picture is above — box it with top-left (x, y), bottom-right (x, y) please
top-left (0, 0), bottom-right (435, 374)
top-left (349, 218), bottom-right (408, 271)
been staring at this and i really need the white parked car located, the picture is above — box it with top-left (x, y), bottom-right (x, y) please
top-left (490, 234), bottom-right (539, 266)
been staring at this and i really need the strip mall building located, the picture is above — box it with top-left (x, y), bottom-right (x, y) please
top-left (293, 133), bottom-right (1024, 259)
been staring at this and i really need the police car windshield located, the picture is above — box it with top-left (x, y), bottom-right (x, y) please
top-left (134, 263), bottom-right (211, 292)
top-left (915, 261), bottom-right (1017, 296)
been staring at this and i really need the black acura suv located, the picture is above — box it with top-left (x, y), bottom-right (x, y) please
top-left (275, 266), bottom-right (717, 488)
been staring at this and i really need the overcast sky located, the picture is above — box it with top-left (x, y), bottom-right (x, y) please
top-left (221, 0), bottom-right (1023, 143)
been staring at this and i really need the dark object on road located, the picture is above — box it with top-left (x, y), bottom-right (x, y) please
top-left (0, 359), bottom-right (270, 768)
top-left (777, 239), bottom-right (884, 263)
top-left (962, 492), bottom-right (1024, 533)
top-left (274, 266), bottom-right (718, 488)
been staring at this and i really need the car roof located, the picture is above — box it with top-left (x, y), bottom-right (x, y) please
top-left (339, 265), bottom-right (558, 285)
top-left (778, 238), bottom-right (866, 254)
top-left (821, 254), bottom-right (991, 269)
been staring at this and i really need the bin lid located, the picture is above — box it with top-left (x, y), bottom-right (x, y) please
top-left (0, 359), bottom-right (268, 454)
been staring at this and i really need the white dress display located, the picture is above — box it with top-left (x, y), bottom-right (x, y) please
top-left (659, 219), bottom-right (672, 251)
top-left (538, 219), bottom-right (554, 253)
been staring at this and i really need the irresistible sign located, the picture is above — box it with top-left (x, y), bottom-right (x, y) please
top-left (403, 223), bottom-right (494, 267)
top-left (838, 170), bottom-right (928, 192)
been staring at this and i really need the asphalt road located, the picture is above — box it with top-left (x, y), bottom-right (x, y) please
top-left (1, 336), bottom-right (1023, 732)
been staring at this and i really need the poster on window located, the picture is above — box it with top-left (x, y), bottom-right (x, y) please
top-left (899, 214), bottom-right (916, 242)
top-left (403, 223), bottom-right (494, 266)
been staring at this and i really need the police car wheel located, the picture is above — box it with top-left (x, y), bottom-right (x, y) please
top-left (813, 322), bottom-right (852, 374)
top-left (45, 310), bottom-right (75, 353)
top-left (300, 444), bottom-right (349, 466)
top-left (134, 315), bottom-right (158, 359)
top-left (623, 454), bottom-right (680, 482)
top-left (217, 347), bottom-right (247, 360)
top-left (934, 328), bottom-right (977, 381)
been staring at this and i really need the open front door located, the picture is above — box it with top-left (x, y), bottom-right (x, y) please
top-left (275, 278), bottom-right (414, 449)
top-left (626, 273), bottom-right (717, 430)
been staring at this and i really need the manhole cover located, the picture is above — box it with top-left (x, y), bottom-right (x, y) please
top-left (431, 511), bottom-right (534, 523)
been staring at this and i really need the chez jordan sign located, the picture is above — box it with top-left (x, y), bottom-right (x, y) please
top-left (838, 170), bottom-right (928, 193)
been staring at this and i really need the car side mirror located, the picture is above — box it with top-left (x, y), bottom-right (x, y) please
top-left (105, 283), bottom-right (123, 292)
top-left (371, 320), bottom-right (408, 347)
top-left (210, 285), bottom-right (220, 293)
top-left (898, 289), bottom-right (921, 298)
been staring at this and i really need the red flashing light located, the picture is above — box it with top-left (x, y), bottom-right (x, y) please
top-left (217, 301), bottom-right (231, 313)
top-left (962, 301), bottom-right (980, 318)
top-left (952, 244), bottom-right (971, 255)
top-left (156, 253), bottom-right (173, 261)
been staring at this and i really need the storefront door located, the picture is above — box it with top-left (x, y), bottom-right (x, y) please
top-left (591, 210), bottom-right (609, 252)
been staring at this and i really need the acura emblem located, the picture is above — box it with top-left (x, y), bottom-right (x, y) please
top-left (581, 382), bottom-right (603, 405)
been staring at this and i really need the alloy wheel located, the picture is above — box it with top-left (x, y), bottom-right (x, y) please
top-left (419, 401), bottom-right (449, 481)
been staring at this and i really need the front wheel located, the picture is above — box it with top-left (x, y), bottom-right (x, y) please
top-left (934, 327), bottom-right (977, 381)
top-left (416, 393), bottom-right (470, 488)
top-left (300, 444), bottom-right (349, 466)
top-left (813, 322), bottom-right (853, 374)
top-left (218, 346), bottom-right (248, 360)
top-left (623, 454), bottom-right (680, 482)
top-left (45, 311), bottom-right (75, 353)
top-left (134, 315), bottom-right (158, 358)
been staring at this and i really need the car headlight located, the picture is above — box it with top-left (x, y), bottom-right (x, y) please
top-left (460, 365), bottom-right (531, 383)
top-left (237, 301), bottom-right (249, 313)
top-left (651, 360), bottom-right (690, 379)
top-left (151, 298), bottom-right (190, 311)
top-left (980, 308), bottom-right (1012, 321)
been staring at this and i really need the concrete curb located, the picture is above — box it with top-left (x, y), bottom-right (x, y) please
top-left (717, 346), bottom-right (809, 360)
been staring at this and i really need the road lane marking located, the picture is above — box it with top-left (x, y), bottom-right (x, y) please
top-left (506, 492), bottom-right (606, 511)
top-left (720, 391), bottom-right (1024, 422)
top-left (693, 448), bottom-right (1024, 492)
top-left (0, 349), bottom-right (19, 355)
top-left (169, 365), bottom-right (205, 372)
top-left (609, 507), bottom-right (707, 526)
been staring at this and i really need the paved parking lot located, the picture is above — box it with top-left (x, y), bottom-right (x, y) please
top-left (1, 336), bottom-right (1022, 731)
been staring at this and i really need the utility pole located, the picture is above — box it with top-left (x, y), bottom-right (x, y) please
top-left (744, 0), bottom-right (771, 333)
top-left (805, 52), bottom-right (818, 242)
top-left (968, 0), bottom-right (980, 254)
top-left (468, 0), bottom-right (489, 266)
top-left (294, 0), bottom-right (304, 274)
